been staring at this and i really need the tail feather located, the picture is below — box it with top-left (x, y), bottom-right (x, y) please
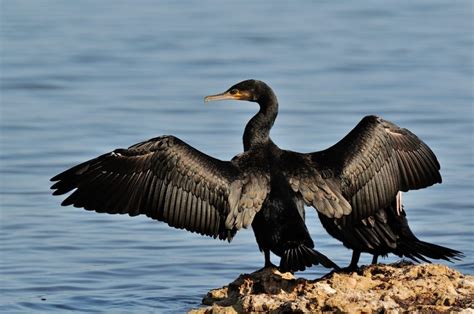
top-left (298, 246), bottom-right (311, 268)
top-left (280, 244), bottom-right (339, 272)
top-left (398, 239), bottom-right (464, 263)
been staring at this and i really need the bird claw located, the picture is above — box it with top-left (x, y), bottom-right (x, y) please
top-left (338, 265), bottom-right (362, 274)
top-left (256, 262), bottom-right (278, 273)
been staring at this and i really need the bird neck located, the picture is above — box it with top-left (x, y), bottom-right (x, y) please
top-left (243, 94), bottom-right (278, 151)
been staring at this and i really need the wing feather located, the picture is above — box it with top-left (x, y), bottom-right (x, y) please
top-left (310, 115), bottom-right (441, 219)
top-left (51, 135), bottom-right (269, 240)
top-left (284, 115), bottom-right (441, 220)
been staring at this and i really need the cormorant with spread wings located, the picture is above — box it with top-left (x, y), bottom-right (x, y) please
top-left (51, 79), bottom-right (462, 273)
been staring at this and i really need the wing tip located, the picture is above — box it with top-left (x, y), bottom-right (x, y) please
top-left (50, 173), bottom-right (62, 182)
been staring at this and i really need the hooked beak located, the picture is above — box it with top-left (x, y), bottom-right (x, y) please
top-left (204, 91), bottom-right (239, 102)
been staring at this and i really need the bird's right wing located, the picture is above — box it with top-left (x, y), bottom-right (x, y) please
top-left (50, 135), bottom-right (269, 241)
top-left (284, 115), bottom-right (441, 221)
top-left (311, 115), bottom-right (441, 220)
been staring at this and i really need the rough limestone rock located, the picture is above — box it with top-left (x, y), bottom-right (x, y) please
top-left (189, 262), bottom-right (473, 313)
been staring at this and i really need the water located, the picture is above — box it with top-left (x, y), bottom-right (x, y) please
top-left (1, 1), bottom-right (472, 312)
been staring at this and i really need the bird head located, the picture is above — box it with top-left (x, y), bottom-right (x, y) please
top-left (204, 79), bottom-right (273, 103)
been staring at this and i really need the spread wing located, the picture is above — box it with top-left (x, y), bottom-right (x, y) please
top-left (285, 115), bottom-right (441, 220)
top-left (50, 135), bottom-right (269, 241)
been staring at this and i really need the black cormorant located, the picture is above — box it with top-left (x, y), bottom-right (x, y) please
top-left (50, 79), bottom-right (462, 272)
top-left (50, 80), bottom-right (339, 272)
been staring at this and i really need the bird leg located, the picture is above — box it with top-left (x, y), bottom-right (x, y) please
top-left (340, 250), bottom-right (361, 273)
top-left (264, 249), bottom-right (276, 268)
top-left (372, 254), bottom-right (379, 264)
top-left (257, 249), bottom-right (277, 272)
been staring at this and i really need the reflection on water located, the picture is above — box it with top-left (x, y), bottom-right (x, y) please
top-left (1, 1), bottom-right (472, 312)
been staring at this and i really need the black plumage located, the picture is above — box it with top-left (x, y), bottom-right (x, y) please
top-left (51, 79), bottom-right (462, 272)
top-left (307, 115), bottom-right (463, 269)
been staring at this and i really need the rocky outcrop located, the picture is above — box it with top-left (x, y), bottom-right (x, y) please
top-left (189, 262), bottom-right (473, 313)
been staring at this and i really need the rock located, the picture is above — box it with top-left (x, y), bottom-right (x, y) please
top-left (189, 262), bottom-right (474, 313)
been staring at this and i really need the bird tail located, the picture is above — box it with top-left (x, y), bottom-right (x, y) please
top-left (397, 239), bottom-right (464, 263)
top-left (279, 244), bottom-right (339, 272)
top-left (384, 202), bottom-right (464, 264)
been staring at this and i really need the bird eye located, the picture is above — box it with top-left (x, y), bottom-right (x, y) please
top-left (229, 89), bottom-right (238, 95)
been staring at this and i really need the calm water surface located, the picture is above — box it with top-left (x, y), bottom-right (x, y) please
top-left (1, 1), bottom-right (473, 312)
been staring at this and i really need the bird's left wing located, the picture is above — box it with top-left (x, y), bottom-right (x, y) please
top-left (50, 135), bottom-right (269, 240)
top-left (283, 115), bottom-right (441, 220)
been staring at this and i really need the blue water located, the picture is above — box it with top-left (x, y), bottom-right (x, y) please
top-left (1, 1), bottom-right (472, 312)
